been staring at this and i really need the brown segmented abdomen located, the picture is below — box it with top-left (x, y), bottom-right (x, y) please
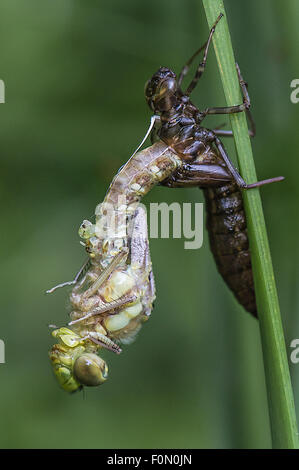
top-left (203, 183), bottom-right (257, 317)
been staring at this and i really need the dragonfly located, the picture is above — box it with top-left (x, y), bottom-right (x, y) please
top-left (48, 12), bottom-right (283, 393)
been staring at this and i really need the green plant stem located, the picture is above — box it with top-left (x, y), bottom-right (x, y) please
top-left (202, 0), bottom-right (299, 449)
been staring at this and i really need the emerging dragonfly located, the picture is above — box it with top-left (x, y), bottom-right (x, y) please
top-left (48, 141), bottom-right (183, 392)
top-left (48, 12), bottom-right (283, 393)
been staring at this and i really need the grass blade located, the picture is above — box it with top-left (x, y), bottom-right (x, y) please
top-left (202, 0), bottom-right (299, 448)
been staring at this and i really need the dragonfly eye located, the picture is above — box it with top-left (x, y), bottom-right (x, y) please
top-left (145, 76), bottom-right (178, 112)
top-left (73, 353), bottom-right (108, 387)
top-left (157, 77), bottom-right (177, 97)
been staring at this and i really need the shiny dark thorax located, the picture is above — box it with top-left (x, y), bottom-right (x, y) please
top-left (159, 107), bottom-right (216, 162)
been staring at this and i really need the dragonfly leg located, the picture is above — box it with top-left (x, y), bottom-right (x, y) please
top-left (83, 333), bottom-right (122, 354)
top-left (46, 258), bottom-right (91, 294)
top-left (200, 63), bottom-right (257, 138)
top-left (177, 42), bottom-right (208, 88)
top-left (212, 128), bottom-right (255, 138)
top-left (68, 293), bottom-right (138, 326)
top-left (161, 162), bottom-right (231, 188)
top-left (212, 63), bottom-right (256, 138)
top-left (183, 13), bottom-right (223, 95)
top-left (213, 136), bottom-right (284, 189)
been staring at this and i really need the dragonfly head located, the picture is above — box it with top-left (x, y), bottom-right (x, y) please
top-left (49, 328), bottom-right (108, 393)
top-left (145, 67), bottom-right (178, 113)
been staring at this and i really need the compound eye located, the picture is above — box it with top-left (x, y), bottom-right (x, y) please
top-left (73, 353), bottom-right (108, 387)
top-left (158, 77), bottom-right (177, 97)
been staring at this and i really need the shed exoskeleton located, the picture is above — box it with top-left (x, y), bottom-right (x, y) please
top-left (144, 13), bottom-right (284, 316)
top-left (48, 12), bottom-right (284, 393)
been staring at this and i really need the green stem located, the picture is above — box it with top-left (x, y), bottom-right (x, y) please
top-left (202, 0), bottom-right (299, 449)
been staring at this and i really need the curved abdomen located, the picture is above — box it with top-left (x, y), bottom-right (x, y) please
top-left (203, 183), bottom-right (257, 316)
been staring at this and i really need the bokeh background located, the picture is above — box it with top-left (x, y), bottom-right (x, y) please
top-left (0, 0), bottom-right (298, 449)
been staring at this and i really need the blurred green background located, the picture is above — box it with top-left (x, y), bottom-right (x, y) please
top-left (0, 0), bottom-right (298, 449)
